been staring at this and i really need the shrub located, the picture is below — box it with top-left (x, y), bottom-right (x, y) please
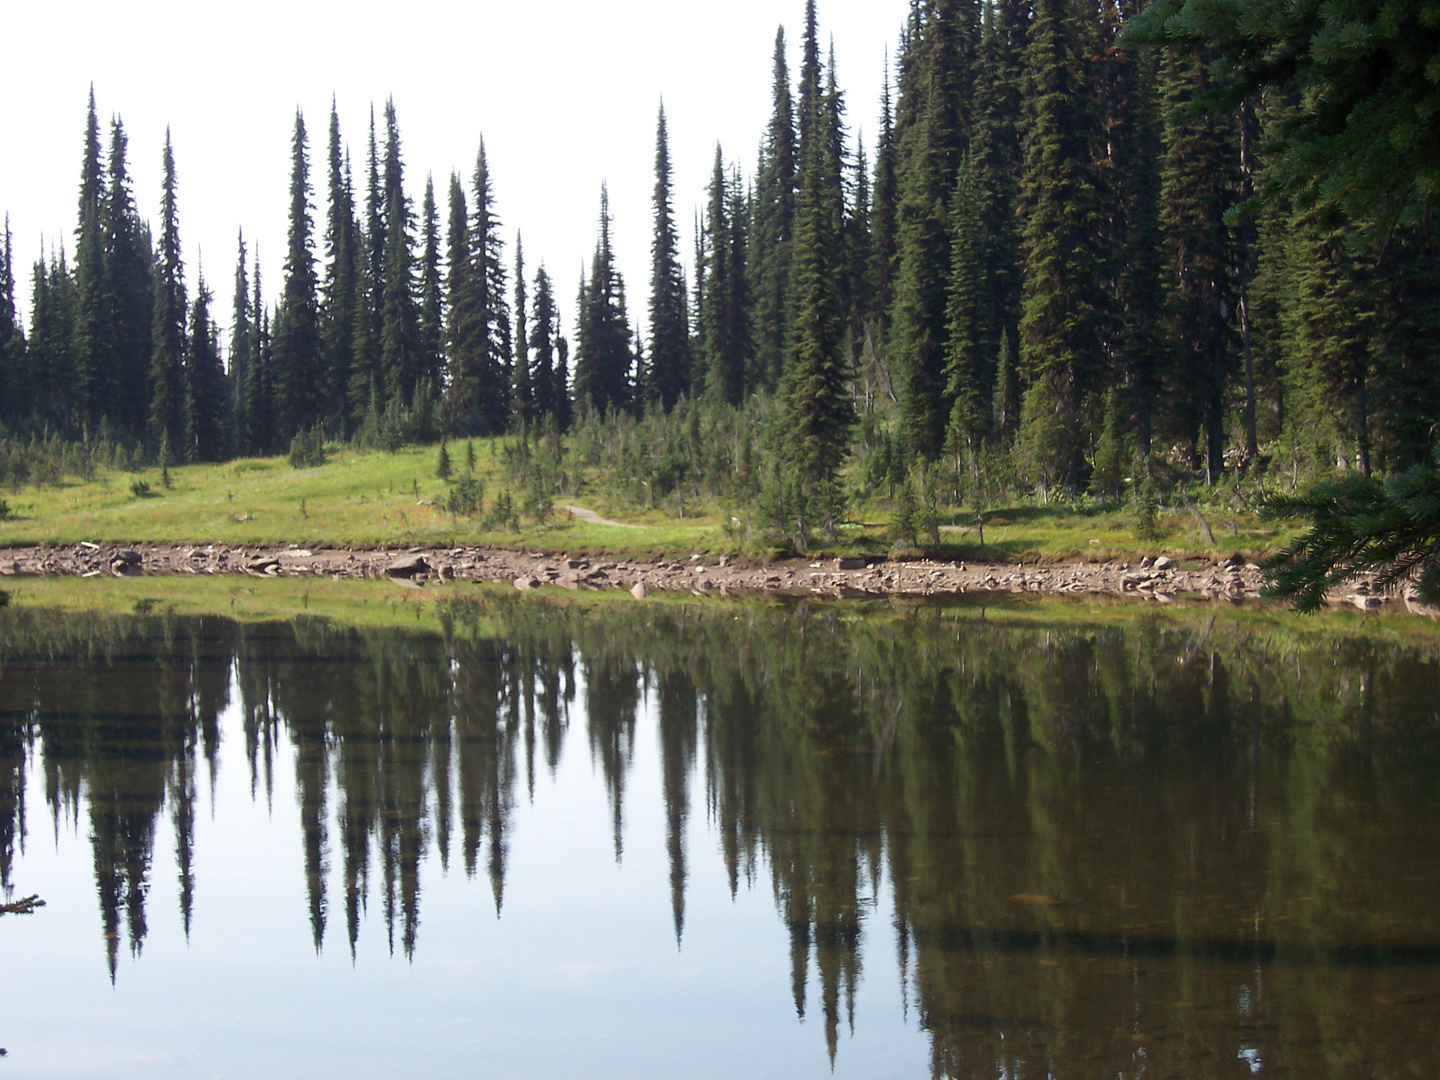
top-left (484, 489), bottom-right (519, 532)
top-left (1134, 476), bottom-right (1161, 542)
top-left (445, 476), bottom-right (484, 517)
top-left (130, 479), bottom-right (155, 499)
top-left (0, 497), bottom-right (9, 521)
top-left (288, 429), bottom-right (328, 469)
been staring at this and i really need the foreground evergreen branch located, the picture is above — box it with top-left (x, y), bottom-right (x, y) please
top-left (1260, 456), bottom-right (1440, 612)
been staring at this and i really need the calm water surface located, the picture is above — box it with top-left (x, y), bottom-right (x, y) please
top-left (1, 594), bottom-right (1438, 1078)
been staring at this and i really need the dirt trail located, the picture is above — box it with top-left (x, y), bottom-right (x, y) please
top-left (562, 505), bottom-right (640, 529)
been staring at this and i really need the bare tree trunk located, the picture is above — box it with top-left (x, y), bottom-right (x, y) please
top-left (1241, 292), bottom-right (1258, 463)
top-left (1354, 377), bottom-right (1372, 478)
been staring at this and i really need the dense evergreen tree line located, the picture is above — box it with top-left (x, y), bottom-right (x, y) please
top-left (1, 3), bottom-right (1433, 514)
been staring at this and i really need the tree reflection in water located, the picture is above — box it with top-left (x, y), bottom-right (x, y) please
top-left (1, 595), bottom-right (1438, 1077)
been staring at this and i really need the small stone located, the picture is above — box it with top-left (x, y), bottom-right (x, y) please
top-left (1153, 556), bottom-right (1174, 572)
top-left (631, 583), bottom-right (649, 600)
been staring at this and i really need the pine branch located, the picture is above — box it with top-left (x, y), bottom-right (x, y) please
top-left (1260, 455), bottom-right (1440, 612)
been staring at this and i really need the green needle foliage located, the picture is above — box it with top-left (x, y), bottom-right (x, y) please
top-left (1124, 0), bottom-right (1440, 239)
top-left (1261, 454), bottom-right (1440, 612)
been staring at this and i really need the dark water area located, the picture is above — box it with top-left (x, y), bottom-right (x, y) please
top-left (1, 594), bottom-right (1439, 1078)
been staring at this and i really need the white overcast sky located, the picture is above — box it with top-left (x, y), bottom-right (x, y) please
top-left (2, 0), bottom-right (910, 347)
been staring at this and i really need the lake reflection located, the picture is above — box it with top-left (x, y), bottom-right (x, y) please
top-left (1, 593), bottom-right (1439, 1078)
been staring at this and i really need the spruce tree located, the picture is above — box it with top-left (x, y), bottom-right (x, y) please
top-left (942, 156), bottom-right (984, 459)
top-left (230, 232), bottom-right (252, 453)
top-left (891, 0), bottom-right (972, 458)
top-left (699, 150), bottom-right (749, 405)
top-left (649, 104), bottom-right (692, 410)
top-left (530, 265), bottom-right (558, 421)
top-left (1371, 231), bottom-right (1440, 471)
top-left (74, 89), bottom-right (111, 428)
top-left (184, 275), bottom-right (228, 462)
top-left (968, 0), bottom-right (1026, 414)
top-left (379, 99), bottom-right (419, 409)
top-left (1104, 8), bottom-right (1165, 457)
top-left (273, 111), bottom-right (323, 438)
top-left (750, 29), bottom-right (797, 392)
top-left (27, 249), bottom-right (79, 429)
top-left (554, 333), bottom-right (573, 432)
top-left (1279, 209), bottom-right (1377, 476)
top-left (869, 70), bottom-right (900, 331)
top-left (699, 147), bottom-right (736, 403)
top-left (779, 51), bottom-right (855, 531)
top-left (444, 171), bottom-right (475, 432)
top-left (321, 101), bottom-right (359, 433)
top-left (512, 233), bottom-right (531, 425)
top-left (728, 165), bottom-right (753, 386)
top-left (1157, 48), bottom-right (1238, 483)
top-left (1015, 0), bottom-right (1110, 490)
top-left (573, 186), bottom-right (633, 416)
top-left (418, 175), bottom-right (444, 393)
top-left (149, 130), bottom-right (187, 453)
top-left (246, 267), bottom-right (272, 456)
top-left (464, 139), bottom-right (511, 433)
top-left (0, 218), bottom-right (22, 424)
top-left (350, 109), bottom-right (384, 414)
top-left (102, 117), bottom-right (154, 436)
top-left (846, 135), bottom-right (873, 367)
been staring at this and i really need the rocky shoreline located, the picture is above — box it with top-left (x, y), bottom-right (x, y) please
top-left (2, 540), bottom-right (1420, 613)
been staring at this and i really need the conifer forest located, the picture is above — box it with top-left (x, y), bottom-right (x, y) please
top-left (0, 0), bottom-right (1436, 554)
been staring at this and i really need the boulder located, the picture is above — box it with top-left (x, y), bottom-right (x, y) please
top-left (386, 554), bottom-right (430, 578)
top-left (1153, 556), bottom-right (1174, 572)
top-left (836, 557), bottom-right (870, 571)
top-left (513, 577), bottom-right (540, 591)
top-left (117, 550), bottom-right (143, 565)
top-left (631, 583), bottom-right (650, 600)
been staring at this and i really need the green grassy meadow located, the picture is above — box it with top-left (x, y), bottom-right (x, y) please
top-left (0, 442), bottom-right (1300, 563)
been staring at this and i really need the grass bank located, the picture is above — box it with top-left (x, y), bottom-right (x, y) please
top-left (0, 442), bottom-right (1300, 563)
